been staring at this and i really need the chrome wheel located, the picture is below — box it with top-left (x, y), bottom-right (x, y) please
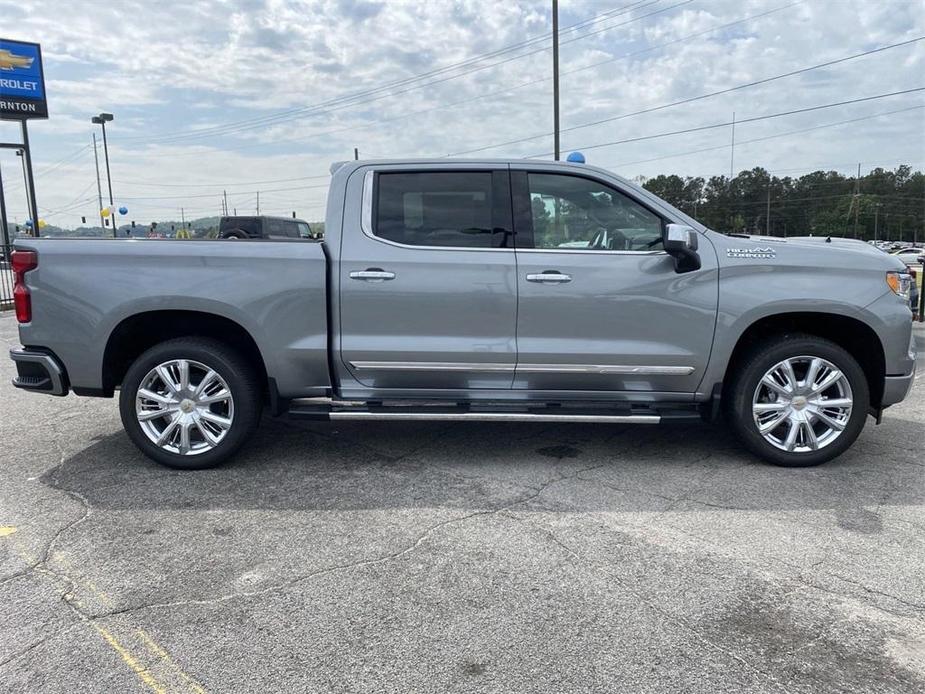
top-left (135, 359), bottom-right (234, 456)
top-left (752, 355), bottom-right (853, 453)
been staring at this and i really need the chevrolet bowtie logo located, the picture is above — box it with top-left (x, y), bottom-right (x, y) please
top-left (0, 49), bottom-right (34, 71)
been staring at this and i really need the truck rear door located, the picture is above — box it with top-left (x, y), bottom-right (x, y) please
top-left (338, 165), bottom-right (517, 391)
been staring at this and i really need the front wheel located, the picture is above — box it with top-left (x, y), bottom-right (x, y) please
top-left (725, 334), bottom-right (869, 467)
top-left (119, 338), bottom-right (262, 469)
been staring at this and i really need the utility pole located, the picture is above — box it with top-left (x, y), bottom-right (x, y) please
top-left (765, 181), bottom-right (771, 235)
top-left (223, 189), bottom-right (228, 216)
top-left (256, 191), bottom-right (260, 215)
top-left (181, 207), bottom-right (185, 230)
top-left (853, 163), bottom-right (860, 238)
top-left (92, 133), bottom-right (105, 231)
top-left (354, 147), bottom-right (359, 160)
top-left (729, 111), bottom-right (736, 179)
top-left (552, 0), bottom-right (560, 161)
top-left (874, 202), bottom-right (882, 240)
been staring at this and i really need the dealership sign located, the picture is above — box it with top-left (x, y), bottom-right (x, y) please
top-left (0, 38), bottom-right (47, 119)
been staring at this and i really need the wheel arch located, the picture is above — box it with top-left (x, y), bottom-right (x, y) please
top-left (722, 311), bottom-right (885, 408)
top-left (102, 310), bottom-right (269, 398)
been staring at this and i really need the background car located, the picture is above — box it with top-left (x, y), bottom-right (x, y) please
top-left (219, 215), bottom-right (314, 240)
top-left (891, 247), bottom-right (925, 265)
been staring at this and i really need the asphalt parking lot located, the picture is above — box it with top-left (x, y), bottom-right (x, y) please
top-left (1, 313), bottom-right (923, 693)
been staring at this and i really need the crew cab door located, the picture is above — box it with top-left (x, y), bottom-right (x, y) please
top-left (511, 169), bottom-right (718, 394)
top-left (338, 165), bottom-right (517, 391)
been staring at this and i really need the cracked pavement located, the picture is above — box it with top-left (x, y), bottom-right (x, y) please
top-left (1, 313), bottom-right (923, 693)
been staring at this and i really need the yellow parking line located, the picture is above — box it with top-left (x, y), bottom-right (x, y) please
top-left (93, 624), bottom-right (168, 694)
top-left (136, 629), bottom-right (208, 694)
top-left (6, 531), bottom-right (207, 693)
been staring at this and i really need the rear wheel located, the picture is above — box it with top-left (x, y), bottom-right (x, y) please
top-left (119, 338), bottom-right (262, 469)
top-left (725, 334), bottom-right (869, 467)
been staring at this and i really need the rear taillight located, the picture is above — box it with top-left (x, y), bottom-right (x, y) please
top-left (11, 250), bottom-right (38, 323)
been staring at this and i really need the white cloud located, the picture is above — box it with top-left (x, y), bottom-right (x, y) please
top-left (0, 0), bottom-right (922, 226)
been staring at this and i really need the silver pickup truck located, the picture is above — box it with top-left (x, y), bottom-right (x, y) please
top-left (8, 159), bottom-right (917, 470)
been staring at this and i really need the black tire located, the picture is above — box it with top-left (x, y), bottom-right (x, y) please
top-left (724, 333), bottom-right (869, 467)
top-left (221, 230), bottom-right (248, 239)
top-left (119, 337), bottom-right (262, 470)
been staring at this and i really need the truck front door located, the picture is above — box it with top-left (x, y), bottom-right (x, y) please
top-left (511, 169), bottom-right (718, 395)
top-left (338, 166), bottom-right (517, 392)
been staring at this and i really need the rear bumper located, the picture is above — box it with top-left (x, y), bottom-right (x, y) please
top-left (9, 348), bottom-right (68, 396)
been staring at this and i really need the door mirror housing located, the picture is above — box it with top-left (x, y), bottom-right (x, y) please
top-left (663, 224), bottom-right (701, 273)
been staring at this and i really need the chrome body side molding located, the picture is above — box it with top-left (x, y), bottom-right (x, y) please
top-left (350, 361), bottom-right (695, 376)
top-left (350, 361), bottom-right (515, 372)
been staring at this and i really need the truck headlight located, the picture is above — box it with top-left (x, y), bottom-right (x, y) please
top-left (886, 271), bottom-right (912, 302)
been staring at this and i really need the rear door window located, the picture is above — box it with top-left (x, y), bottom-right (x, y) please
top-left (225, 218), bottom-right (260, 236)
top-left (374, 171), bottom-right (509, 248)
top-left (266, 220), bottom-right (287, 237)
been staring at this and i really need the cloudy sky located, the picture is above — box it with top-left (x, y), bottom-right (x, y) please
top-left (0, 0), bottom-right (923, 227)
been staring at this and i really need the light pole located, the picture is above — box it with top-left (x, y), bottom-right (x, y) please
top-left (92, 113), bottom-right (116, 237)
top-left (15, 149), bottom-right (27, 191)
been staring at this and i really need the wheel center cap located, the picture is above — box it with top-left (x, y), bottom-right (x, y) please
top-left (179, 398), bottom-right (195, 413)
top-left (791, 395), bottom-right (808, 410)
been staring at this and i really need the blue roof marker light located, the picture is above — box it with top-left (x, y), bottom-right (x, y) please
top-left (566, 151), bottom-right (586, 163)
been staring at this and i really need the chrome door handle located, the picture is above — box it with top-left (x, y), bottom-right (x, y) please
top-left (350, 269), bottom-right (396, 281)
top-left (526, 272), bottom-right (572, 283)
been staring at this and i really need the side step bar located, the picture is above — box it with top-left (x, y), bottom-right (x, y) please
top-left (326, 411), bottom-right (660, 423)
top-left (287, 400), bottom-right (703, 424)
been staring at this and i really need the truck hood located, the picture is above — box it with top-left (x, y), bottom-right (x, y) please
top-left (709, 232), bottom-right (907, 271)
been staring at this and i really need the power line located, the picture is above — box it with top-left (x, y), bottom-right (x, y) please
top-left (115, 181), bottom-right (330, 201)
top-left (4, 144), bottom-right (92, 192)
top-left (447, 35), bottom-right (925, 156)
top-left (116, 172), bottom-right (331, 189)
top-left (531, 88), bottom-right (925, 157)
top-left (119, 2), bottom-right (799, 162)
top-left (114, 1), bottom-right (659, 146)
top-left (120, 0), bottom-right (690, 146)
top-left (697, 192), bottom-right (925, 209)
top-left (602, 105), bottom-right (924, 169)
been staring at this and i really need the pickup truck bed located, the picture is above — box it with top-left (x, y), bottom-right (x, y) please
top-left (15, 238), bottom-right (331, 399)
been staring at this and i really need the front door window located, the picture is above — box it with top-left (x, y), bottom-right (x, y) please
top-left (528, 173), bottom-right (663, 251)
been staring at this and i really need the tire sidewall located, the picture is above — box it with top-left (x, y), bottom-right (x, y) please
top-left (119, 339), bottom-right (260, 470)
top-left (727, 336), bottom-right (869, 467)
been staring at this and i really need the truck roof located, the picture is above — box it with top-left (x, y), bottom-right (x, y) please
top-left (220, 215), bottom-right (309, 223)
top-left (330, 158), bottom-right (606, 174)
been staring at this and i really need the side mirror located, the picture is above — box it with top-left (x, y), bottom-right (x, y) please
top-left (663, 224), bottom-right (701, 273)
